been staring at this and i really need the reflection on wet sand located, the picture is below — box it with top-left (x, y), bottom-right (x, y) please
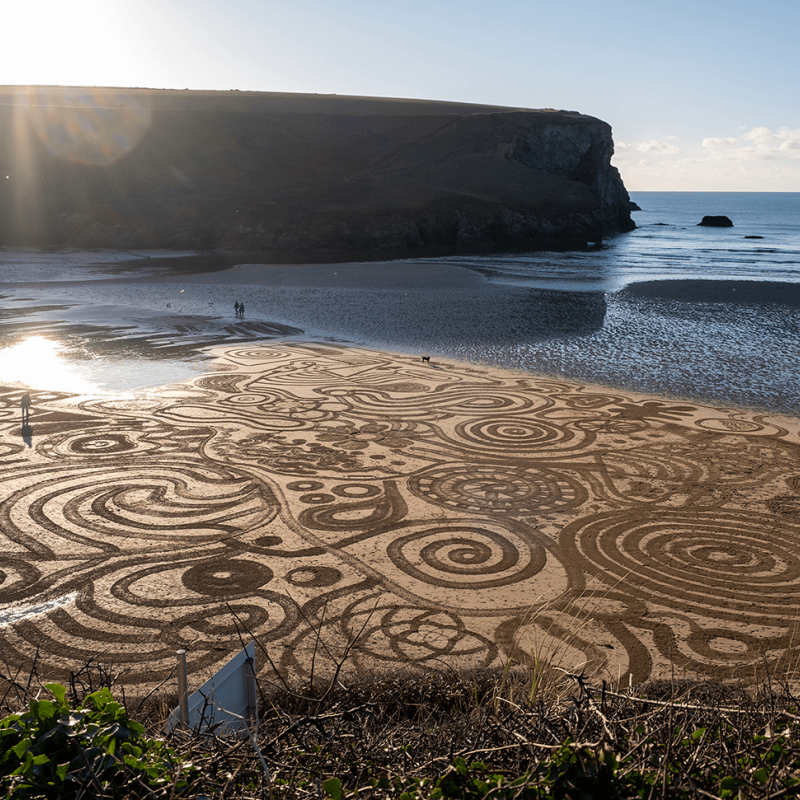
top-left (0, 337), bottom-right (100, 394)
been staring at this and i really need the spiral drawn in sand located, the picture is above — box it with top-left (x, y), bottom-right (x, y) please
top-left (438, 389), bottom-right (549, 415)
top-left (449, 416), bottom-right (587, 455)
top-left (39, 425), bottom-right (176, 459)
top-left (299, 481), bottom-right (408, 532)
top-left (222, 346), bottom-right (294, 365)
top-left (1, 343), bottom-right (799, 686)
top-left (386, 522), bottom-right (547, 590)
top-left (696, 418), bottom-right (765, 433)
top-left (223, 392), bottom-right (274, 406)
top-left (195, 373), bottom-right (248, 393)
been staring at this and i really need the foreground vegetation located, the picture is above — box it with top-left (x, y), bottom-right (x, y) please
top-left (1, 661), bottom-right (799, 799)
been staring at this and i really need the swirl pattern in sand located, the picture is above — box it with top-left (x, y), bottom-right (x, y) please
top-left (1, 344), bottom-right (799, 688)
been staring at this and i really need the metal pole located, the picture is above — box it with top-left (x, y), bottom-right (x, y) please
top-left (177, 649), bottom-right (189, 727)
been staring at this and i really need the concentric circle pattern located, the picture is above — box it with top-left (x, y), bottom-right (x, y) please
top-left (563, 511), bottom-right (800, 613)
top-left (560, 510), bottom-right (800, 678)
top-left (0, 460), bottom-right (279, 553)
top-left (1, 346), bottom-right (799, 687)
top-left (441, 414), bottom-right (592, 457)
top-left (409, 465), bottom-right (586, 514)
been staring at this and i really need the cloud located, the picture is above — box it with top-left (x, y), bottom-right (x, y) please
top-left (737, 126), bottom-right (800, 156)
top-left (743, 126), bottom-right (773, 142)
top-left (702, 137), bottom-right (737, 148)
top-left (635, 139), bottom-right (679, 155)
top-left (611, 125), bottom-right (800, 189)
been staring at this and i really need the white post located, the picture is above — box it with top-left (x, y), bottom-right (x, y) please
top-left (245, 652), bottom-right (258, 731)
top-left (177, 649), bottom-right (189, 727)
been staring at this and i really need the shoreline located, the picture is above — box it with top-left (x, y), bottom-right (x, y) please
top-left (8, 244), bottom-right (800, 298)
top-left (3, 251), bottom-right (800, 414)
top-left (422, 345), bottom-right (800, 422)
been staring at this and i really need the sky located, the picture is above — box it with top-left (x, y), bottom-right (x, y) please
top-left (2, 0), bottom-right (798, 191)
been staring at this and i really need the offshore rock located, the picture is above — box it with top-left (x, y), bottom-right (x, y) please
top-left (698, 215), bottom-right (734, 227)
top-left (0, 87), bottom-right (635, 254)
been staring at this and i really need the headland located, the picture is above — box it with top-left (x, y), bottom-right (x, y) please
top-left (0, 86), bottom-right (634, 254)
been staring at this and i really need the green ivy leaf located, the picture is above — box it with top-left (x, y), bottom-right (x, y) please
top-left (752, 767), bottom-right (769, 784)
top-left (323, 776), bottom-right (343, 800)
top-left (12, 737), bottom-right (31, 760)
top-left (45, 684), bottom-right (67, 707)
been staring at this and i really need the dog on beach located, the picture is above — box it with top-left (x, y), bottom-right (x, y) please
top-left (421, 356), bottom-right (430, 363)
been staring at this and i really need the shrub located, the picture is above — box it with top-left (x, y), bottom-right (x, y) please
top-left (0, 683), bottom-right (196, 798)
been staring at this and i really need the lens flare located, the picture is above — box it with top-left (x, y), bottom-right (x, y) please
top-left (24, 86), bottom-right (152, 166)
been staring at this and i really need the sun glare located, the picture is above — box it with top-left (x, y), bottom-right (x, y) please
top-left (0, 337), bottom-right (99, 393)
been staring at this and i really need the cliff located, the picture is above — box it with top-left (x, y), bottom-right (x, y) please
top-left (0, 87), bottom-right (634, 254)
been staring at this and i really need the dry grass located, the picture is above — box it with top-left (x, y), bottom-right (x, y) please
top-left (3, 654), bottom-right (799, 799)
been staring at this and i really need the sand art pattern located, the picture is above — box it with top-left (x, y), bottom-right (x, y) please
top-left (1, 343), bottom-right (800, 688)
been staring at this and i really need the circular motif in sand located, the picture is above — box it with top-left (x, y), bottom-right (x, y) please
top-left (560, 510), bottom-right (800, 624)
top-left (408, 464), bottom-right (586, 514)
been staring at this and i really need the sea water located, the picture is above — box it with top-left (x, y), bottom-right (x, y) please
top-left (1, 193), bottom-right (799, 412)
top-left (419, 192), bottom-right (800, 291)
top-left (240, 192), bottom-right (800, 414)
top-left (381, 192), bottom-right (800, 413)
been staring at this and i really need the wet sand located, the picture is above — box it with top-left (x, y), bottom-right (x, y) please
top-left (4, 253), bottom-right (800, 409)
top-left (622, 279), bottom-right (800, 306)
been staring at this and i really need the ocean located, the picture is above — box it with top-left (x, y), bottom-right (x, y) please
top-left (243, 191), bottom-right (799, 414)
top-left (1, 192), bottom-right (799, 413)
top-left (420, 191), bottom-right (800, 291)
top-left (404, 191), bottom-right (800, 413)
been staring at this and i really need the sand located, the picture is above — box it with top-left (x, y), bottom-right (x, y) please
top-left (2, 337), bottom-right (800, 691)
top-left (622, 279), bottom-right (800, 307)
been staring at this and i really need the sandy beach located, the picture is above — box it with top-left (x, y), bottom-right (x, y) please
top-left (2, 318), bottom-right (800, 691)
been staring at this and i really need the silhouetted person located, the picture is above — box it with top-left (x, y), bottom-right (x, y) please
top-left (20, 393), bottom-right (31, 424)
top-left (234, 301), bottom-right (240, 315)
top-left (239, 302), bottom-right (245, 317)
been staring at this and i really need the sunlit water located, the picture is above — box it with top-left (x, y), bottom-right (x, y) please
top-left (0, 333), bottom-right (204, 394)
top-left (0, 337), bottom-right (99, 393)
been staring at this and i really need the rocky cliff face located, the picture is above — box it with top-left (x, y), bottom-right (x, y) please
top-left (0, 87), bottom-right (634, 254)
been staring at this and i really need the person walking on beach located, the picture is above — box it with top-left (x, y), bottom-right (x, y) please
top-left (20, 393), bottom-right (31, 425)
top-left (239, 302), bottom-right (245, 317)
top-left (234, 301), bottom-right (240, 315)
